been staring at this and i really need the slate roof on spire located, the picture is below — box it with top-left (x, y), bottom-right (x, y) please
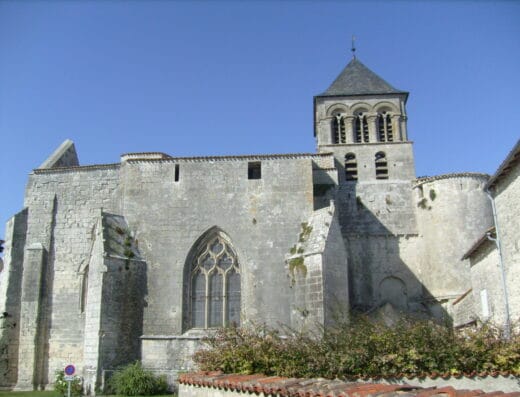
top-left (317, 58), bottom-right (408, 97)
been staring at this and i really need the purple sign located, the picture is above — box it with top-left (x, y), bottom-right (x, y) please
top-left (64, 365), bottom-right (75, 376)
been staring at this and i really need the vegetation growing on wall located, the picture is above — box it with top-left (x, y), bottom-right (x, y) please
top-left (287, 222), bottom-right (312, 285)
top-left (288, 257), bottom-right (307, 279)
top-left (417, 198), bottom-right (432, 210)
top-left (193, 317), bottom-right (520, 379)
top-left (298, 222), bottom-right (312, 243)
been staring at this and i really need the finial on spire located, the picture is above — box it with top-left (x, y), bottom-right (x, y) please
top-left (351, 35), bottom-right (356, 59)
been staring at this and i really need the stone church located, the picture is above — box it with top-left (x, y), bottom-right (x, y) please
top-left (0, 57), bottom-right (503, 392)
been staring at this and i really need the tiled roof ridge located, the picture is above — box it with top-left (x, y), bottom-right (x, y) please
top-left (461, 226), bottom-right (497, 260)
top-left (346, 370), bottom-right (517, 380)
top-left (33, 163), bottom-right (120, 174)
top-left (485, 139), bottom-right (520, 190)
top-left (179, 371), bottom-right (520, 396)
top-left (120, 151), bottom-right (172, 157)
top-left (414, 173), bottom-right (490, 186)
top-left (125, 152), bottom-right (332, 163)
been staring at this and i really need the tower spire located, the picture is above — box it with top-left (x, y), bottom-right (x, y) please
top-left (351, 35), bottom-right (356, 59)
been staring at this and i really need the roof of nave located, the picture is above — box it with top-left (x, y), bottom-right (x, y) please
top-left (485, 139), bottom-right (520, 191)
top-left (122, 152), bottom-right (332, 163)
top-left (31, 152), bottom-right (335, 173)
top-left (316, 58), bottom-right (408, 98)
top-left (33, 163), bottom-right (120, 174)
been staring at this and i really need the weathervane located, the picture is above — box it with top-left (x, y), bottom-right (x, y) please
top-left (351, 35), bottom-right (356, 59)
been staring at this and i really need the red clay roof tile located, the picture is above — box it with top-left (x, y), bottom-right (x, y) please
top-left (178, 372), bottom-right (517, 397)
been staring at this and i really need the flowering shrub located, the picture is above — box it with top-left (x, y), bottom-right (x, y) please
top-left (54, 370), bottom-right (83, 397)
top-left (193, 317), bottom-right (520, 378)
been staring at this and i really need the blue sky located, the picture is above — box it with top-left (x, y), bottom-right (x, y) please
top-left (1, 1), bottom-right (519, 228)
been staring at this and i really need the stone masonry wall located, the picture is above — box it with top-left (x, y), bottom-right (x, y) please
top-left (141, 335), bottom-right (203, 388)
top-left (321, 207), bottom-right (349, 325)
top-left (99, 256), bottom-right (146, 371)
top-left (345, 235), bottom-right (423, 313)
top-left (82, 217), bottom-right (105, 394)
top-left (16, 166), bottom-right (120, 389)
top-left (414, 175), bottom-right (492, 300)
top-left (287, 203), bottom-right (349, 330)
top-left (120, 155), bottom-right (317, 381)
top-left (0, 209), bottom-right (27, 387)
top-left (493, 160), bottom-right (520, 324)
top-left (336, 181), bottom-right (418, 236)
top-left (468, 242), bottom-right (502, 325)
top-left (120, 156), bottom-right (316, 336)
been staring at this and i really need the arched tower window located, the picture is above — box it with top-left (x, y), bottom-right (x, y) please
top-left (344, 153), bottom-right (358, 181)
top-left (332, 113), bottom-right (346, 144)
top-left (377, 112), bottom-right (393, 142)
top-left (375, 151), bottom-right (388, 179)
top-left (186, 230), bottom-right (240, 329)
top-left (354, 112), bottom-right (369, 143)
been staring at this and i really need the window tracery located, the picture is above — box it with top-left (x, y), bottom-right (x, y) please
top-left (188, 234), bottom-right (240, 329)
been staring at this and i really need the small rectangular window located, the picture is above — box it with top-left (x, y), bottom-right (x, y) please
top-left (175, 164), bottom-right (180, 182)
top-left (248, 162), bottom-right (261, 180)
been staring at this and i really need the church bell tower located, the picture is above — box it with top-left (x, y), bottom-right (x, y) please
top-left (314, 58), bottom-right (415, 183)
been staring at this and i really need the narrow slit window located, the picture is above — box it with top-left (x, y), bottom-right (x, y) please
top-left (175, 164), bottom-right (180, 182)
top-left (375, 151), bottom-right (388, 179)
top-left (248, 162), bottom-right (261, 180)
top-left (345, 153), bottom-right (358, 181)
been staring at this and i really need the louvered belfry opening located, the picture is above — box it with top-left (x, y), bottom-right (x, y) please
top-left (332, 114), bottom-right (346, 144)
top-left (354, 113), bottom-right (369, 143)
top-left (378, 112), bottom-right (394, 142)
top-left (375, 151), bottom-right (389, 179)
top-left (345, 153), bottom-right (358, 181)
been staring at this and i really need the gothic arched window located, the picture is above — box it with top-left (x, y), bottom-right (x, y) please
top-left (187, 232), bottom-right (240, 329)
top-left (377, 112), bottom-right (393, 142)
top-left (375, 151), bottom-right (389, 179)
top-left (354, 112), bottom-right (369, 143)
top-left (345, 153), bottom-right (358, 181)
top-left (332, 113), bottom-right (346, 144)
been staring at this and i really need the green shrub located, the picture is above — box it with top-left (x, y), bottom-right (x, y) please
top-left (109, 361), bottom-right (168, 396)
top-left (54, 370), bottom-right (83, 397)
top-left (193, 317), bottom-right (520, 378)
